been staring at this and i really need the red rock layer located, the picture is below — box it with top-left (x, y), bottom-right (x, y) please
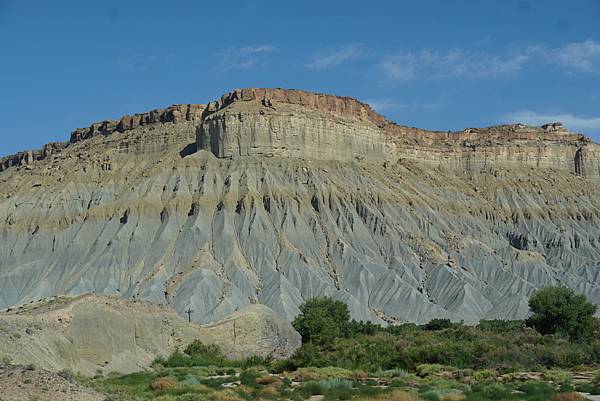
top-left (70, 104), bottom-right (205, 143)
top-left (208, 88), bottom-right (386, 125)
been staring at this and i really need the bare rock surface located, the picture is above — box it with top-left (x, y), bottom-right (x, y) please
top-left (0, 294), bottom-right (300, 375)
top-left (0, 88), bottom-right (599, 327)
top-left (0, 364), bottom-right (104, 401)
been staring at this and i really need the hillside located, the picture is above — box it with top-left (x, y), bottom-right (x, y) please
top-left (0, 294), bottom-right (300, 375)
top-left (1, 88), bottom-right (599, 325)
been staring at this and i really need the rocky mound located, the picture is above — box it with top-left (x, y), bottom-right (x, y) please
top-left (0, 88), bottom-right (599, 326)
top-left (0, 294), bottom-right (300, 375)
top-left (0, 364), bottom-right (104, 401)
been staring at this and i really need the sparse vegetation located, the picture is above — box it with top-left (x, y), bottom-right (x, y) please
top-left (83, 291), bottom-right (600, 401)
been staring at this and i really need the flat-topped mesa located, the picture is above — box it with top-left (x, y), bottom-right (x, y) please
top-left (2, 88), bottom-right (599, 176)
top-left (195, 88), bottom-right (599, 177)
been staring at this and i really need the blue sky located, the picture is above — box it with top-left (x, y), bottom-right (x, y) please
top-left (1, 0), bottom-right (600, 156)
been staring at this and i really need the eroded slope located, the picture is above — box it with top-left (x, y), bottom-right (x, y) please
top-left (0, 88), bottom-right (599, 325)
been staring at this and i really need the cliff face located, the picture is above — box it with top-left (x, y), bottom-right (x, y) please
top-left (0, 88), bottom-right (599, 325)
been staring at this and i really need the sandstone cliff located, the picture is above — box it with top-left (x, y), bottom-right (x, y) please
top-left (0, 88), bottom-right (599, 325)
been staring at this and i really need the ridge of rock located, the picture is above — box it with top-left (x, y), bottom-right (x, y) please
top-left (0, 294), bottom-right (300, 375)
top-left (2, 88), bottom-right (595, 172)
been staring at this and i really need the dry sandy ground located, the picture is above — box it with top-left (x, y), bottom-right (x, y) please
top-left (0, 364), bottom-right (104, 401)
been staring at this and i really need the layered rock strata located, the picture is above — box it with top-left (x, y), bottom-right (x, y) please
top-left (0, 88), bottom-right (599, 326)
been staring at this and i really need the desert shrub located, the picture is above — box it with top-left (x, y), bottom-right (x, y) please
top-left (320, 378), bottom-right (353, 391)
top-left (57, 368), bottom-right (77, 384)
top-left (374, 368), bottom-right (410, 378)
top-left (593, 370), bottom-right (600, 386)
top-left (518, 381), bottom-right (555, 401)
top-left (299, 381), bottom-right (326, 396)
top-left (210, 389), bottom-right (244, 401)
top-left (176, 394), bottom-right (210, 401)
top-left (416, 364), bottom-right (453, 377)
top-left (374, 390), bottom-right (424, 401)
top-left (319, 378), bottom-right (354, 401)
top-left (288, 367), bottom-right (354, 381)
top-left (551, 393), bottom-right (586, 401)
top-left (239, 368), bottom-right (262, 386)
top-left (526, 286), bottom-right (597, 341)
top-left (160, 351), bottom-right (193, 367)
top-left (543, 369), bottom-right (572, 385)
top-left (106, 371), bottom-right (155, 386)
top-left (292, 297), bottom-right (351, 348)
top-left (473, 370), bottom-right (496, 382)
top-left (325, 386), bottom-right (353, 400)
top-left (269, 358), bottom-right (295, 374)
top-left (150, 377), bottom-right (178, 391)
top-left (440, 393), bottom-right (465, 401)
top-left (255, 375), bottom-right (282, 385)
top-left (468, 383), bottom-right (511, 401)
top-left (258, 384), bottom-right (281, 398)
top-left (240, 354), bottom-right (273, 369)
top-left (424, 319), bottom-right (454, 331)
top-left (348, 370), bottom-right (368, 382)
top-left (348, 320), bottom-right (382, 336)
top-left (183, 341), bottom-right (226, 366)
top-left (477, 320), bottom-right (524, 332)
top-left (419, 390), bottom-right (441, 401)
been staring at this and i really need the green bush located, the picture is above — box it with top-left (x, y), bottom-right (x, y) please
top-left (183, 341), bottom-right (225, 365)
top-left (239, 368), bottom-right (261, 386)
top-left (469, 383), bottom-right (511, 401)
top-left (424, 319), bottom-right (454, 331)
top-left (320, 379), bottom-right (353, 401)
top-left (419, 390), bottom-right (441, 401)
top-left (240, 354), bottom-right (273, 369)
top-left (526, 286), bottom-right (597, 341)
top-left (477, 320), bottom-right (525, 332)
top-left (518, 381), bottom-right (555, 401)
top-left (473, 369), bottom-right (497, 382)
top-left (299, 381), bottom-right (326, 396)
top-left (292, 297), bottom-right (351, 348)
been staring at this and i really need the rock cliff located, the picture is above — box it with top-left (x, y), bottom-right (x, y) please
top-left (0, 88), bottom-right (599, 325)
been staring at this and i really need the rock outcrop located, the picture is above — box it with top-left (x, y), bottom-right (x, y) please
top-left (0, 88), bottom-right (599, 326)
top-left (0, 294), bottom-right (300, 375)
top-left (198, 95), bottom-right (387, 160)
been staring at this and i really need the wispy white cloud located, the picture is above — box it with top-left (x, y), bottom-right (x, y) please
top-left (380, 48), bottom-right (528, 81)
top-left (218, 45), bottom-right (277, 71)
top-left (534, 39), bottom-right (600, 73)
top-left (306, 44), bottom-right (366, 70)
top-left (380, 40), bottom-right (600, 81)
top-left (501, 110), bottom-right (600, 133)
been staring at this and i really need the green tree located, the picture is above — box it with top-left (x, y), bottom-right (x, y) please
top-left (526, 286), bottom-right (597, 341)
top-left (292, 297), bottom-right (351, 348)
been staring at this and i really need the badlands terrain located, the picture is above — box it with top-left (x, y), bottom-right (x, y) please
top-left (1, 87), bottom-right (599, 327)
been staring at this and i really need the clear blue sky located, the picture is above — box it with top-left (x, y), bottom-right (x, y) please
top-left (1, 0), bottom-right (600, 156)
